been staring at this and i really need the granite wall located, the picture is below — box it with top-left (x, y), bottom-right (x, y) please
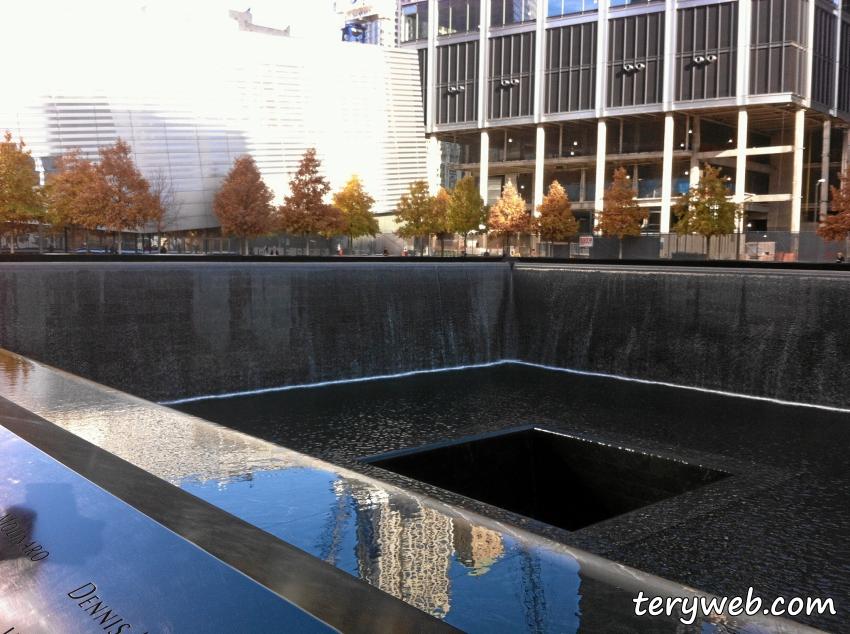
top-left (513, 264), bottom-right (850, 409)
top-left (0, 262), bottom-right (514, 402)
top-left (2, 260), bottom-right (849, 408)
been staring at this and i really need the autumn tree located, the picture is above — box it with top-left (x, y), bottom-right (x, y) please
top-left (597, 166), bottom-right (648, 259)
top-left (394, 180), bottom-right (434, 255)
top-left (0, 132), bottom-right (44, 253)
top-left (97, 139), bottom-right (162, 253)
top-left (447, 175), bottom-right (488, 252)
top-left (817, 167), bottom-right (850, 243)
top-left (535, 180), bottom-right (578, 257)
top-left (333, 175), bottom-right (378, 254)
top-left (672, 164), bottom-right (740, 255)
top-left (212, 155), bottom-right (274, 255)
top-left (277, 148), bottom-right (343, 256)
top-left (489, 180), bottom-right (530, 256)
top-left (149, 167), bottom-right (184, 244)
top-left (45, 149), bottom-right (106, 252)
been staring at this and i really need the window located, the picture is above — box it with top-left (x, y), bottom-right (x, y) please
top-left (676, 3), bottom-right (738, 101)
top-left (609, 0), bottom-right (663, 8)
top-left (547, 0), bottom-right (598, 17)
top-left (436, 42), bottom-right (479, 124)
top-left (545, 22), bottom-right (596, 113)
top-left (491, 0), bottom-right (537, 26)
top-left (750, 0), bottom-right (807, 95)
top-left (607, 13), bottom-right (665, 107)
top-left (402, 3), bottom-right (429, 42)
top-left (438, 0), bottom-right (481, 35)
top-left (489, 32), bottom-right (536, 118)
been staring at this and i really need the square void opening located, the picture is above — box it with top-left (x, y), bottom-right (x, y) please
top-left (362, 428), bottom-right (731, 532)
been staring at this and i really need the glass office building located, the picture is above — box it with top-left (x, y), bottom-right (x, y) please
top-left (399, 0), bottom-right (850, 233)
top-left (0, 9), bottom-right (427, 233)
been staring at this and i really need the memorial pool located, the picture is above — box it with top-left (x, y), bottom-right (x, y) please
top-left (173, 363), bottom-right (850, 633)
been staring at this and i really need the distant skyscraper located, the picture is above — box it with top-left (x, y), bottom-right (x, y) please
top-left (338, 0), bottom-right (398, 46)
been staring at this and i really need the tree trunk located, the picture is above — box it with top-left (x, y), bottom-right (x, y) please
top-left (243, 236), bottom-right (249, 256)
top-left (706, 235), bottom-right (712, 260)
top-left (463, 233), bottom-right (468, 252)
top-left (9, 229), bottom-right (15, 254)
top-left (618, 239), bottom-right (623, 260)
top-left (38, 224), bottom-right (44, 254)
top-left (439, 233), bottom-right (445, 257)
top-left (117, 230), bottom-right (123, 255)
top-left (305, 232), bottom-right (310, 257)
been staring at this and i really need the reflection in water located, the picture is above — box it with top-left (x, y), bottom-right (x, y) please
top-left (0, 351), bottom-right (799, 633)
top-left (179, 468), bottom-right (574, 631)
top-left (0, 353), bottom-right (31, 389)
top-left (452, 517), bottom-right (505, 577)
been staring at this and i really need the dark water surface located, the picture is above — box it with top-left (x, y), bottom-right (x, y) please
top-left (174, 364), bottom-right (850, 632)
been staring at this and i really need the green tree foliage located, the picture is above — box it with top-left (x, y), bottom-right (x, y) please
top-left (597, 167), bottom-right (648, 258)
top-left (212, 155), bottom-right (274, 255)
top-left (0, 131), bottom-right (44, 253)
top-left (672, 164), bottom-right (740, 249)
top-left (447, 175), bottom-right (488, 251)
top-left (817, 167), bottom-right (850, 243)
top-left (394, 179), bottom-right (435, 253)
top-left (97, 139), bottom-right (162, 253)
top-left (333, 175), bottom-right (378, 253)
top-left (489, 180), bottom-right (530, 254)
top-left (535, 181), bottom-right (578, 255)
top-left (278, 148), bottom-right (343, 255)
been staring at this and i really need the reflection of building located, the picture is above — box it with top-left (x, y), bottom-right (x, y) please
top-left (0, 8), bottom-right (426, 233)
top-left (400, 0), bottom-right (850, 234)
top-left (452, 517), bottom-right (505, 575)
top-left (343, 479), bottom-right (453, 618)
top-left (333, 477), bottom-right (506, 618)
top-left (339, 0), bottom-right (399, 45)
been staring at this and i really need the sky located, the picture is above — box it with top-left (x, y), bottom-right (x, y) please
top-left (0, 0), bottom-right (344, 45)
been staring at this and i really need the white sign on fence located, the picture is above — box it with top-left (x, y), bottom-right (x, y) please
top-left (579, 236), bottom-right (594, 248)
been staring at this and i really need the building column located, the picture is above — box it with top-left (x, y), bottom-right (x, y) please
top-left (660, 113), bottom-right (675, 233)
top-left (791, 108), bottom-right (805, 233)
top-left (820, 117), bottom-right (831, 222)
top-left (735, 107), bottom-right (748, 232)
top-left (425, 0), bottom-right (438, 133)
top-left (689, 116), bottom-right (701, 187)
top-left (427, 135), bottom-right (441, 195)
top-left (534, 125), bottom-right (545, 213)
top-left (843, 128), bottom-right (850, 174)
top-left (595, 119), bottom-right (607, 232)
top-left (480, 130), bottom-right (490, 204)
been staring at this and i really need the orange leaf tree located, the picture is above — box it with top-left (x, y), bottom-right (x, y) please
top-left (212, 155), bottom-right (274, 255)
top-left (817, 167), bottom-right (850, 243)
top-left (278, 148), bottom-right (342, 255)
top-left (0, 131), bottom-right (44, 253)
top-left (489, 180), bottom-right (530, 255)
top-left (97, 139), bottom-right (162, 253)
top-left (45, 149), bottom-right (106, 252)
top-left (535, 180), bottom-right (578, 256)
top-left (597, 166), bottom-right (648, 258)
top-left (332, 175), bottom-right (378, 254)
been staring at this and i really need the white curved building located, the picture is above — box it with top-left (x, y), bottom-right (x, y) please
top-left (0, 6), bottom-right (427, 233)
